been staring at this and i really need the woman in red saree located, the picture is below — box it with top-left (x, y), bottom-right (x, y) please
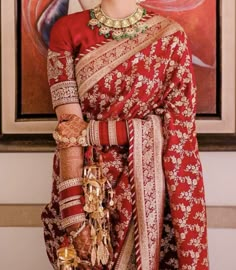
top-left (42, 0), bottom-right (209, 269)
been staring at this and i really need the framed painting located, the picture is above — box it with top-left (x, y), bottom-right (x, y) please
top-left (0, 0), bottom-right (235, 151)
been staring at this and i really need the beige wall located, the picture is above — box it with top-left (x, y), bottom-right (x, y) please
top-left (0, 152), bottom-right (236, 269)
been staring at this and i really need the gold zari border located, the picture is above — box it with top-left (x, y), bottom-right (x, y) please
top-left (131, 116), bottom-right (165, 268)
top-left (76, 15), bottom-right (183, 97)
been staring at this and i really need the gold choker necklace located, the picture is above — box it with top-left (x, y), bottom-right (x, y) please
top-left (88, 5), bottom-right (148, 40)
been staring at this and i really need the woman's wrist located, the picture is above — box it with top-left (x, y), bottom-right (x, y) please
top-left (66, 220), bottom-right (86, 234)
top-left (61, 214), bottom-right (86, 229)
top-left (66, 220), bottom-right (88, 237)
top-left (52, 113), bottom-right (129, 148)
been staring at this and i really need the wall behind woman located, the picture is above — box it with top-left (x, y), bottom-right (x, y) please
top-left (0, 152), bottom-right (236, 269)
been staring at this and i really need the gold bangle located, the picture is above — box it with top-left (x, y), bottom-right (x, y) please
top-left (53, 130), bottom-right (89, 147)
top-left (94, 120), bottom-right (101, 145)
top-left (89, 120), bottom-right (96, 146)
top-left (58, 178), bottom-right (82, 193)
top-left (86, 122), bottom-right (91, 145)
top-left (108, 120), bottom-right (118, 145)
top-left (59, 195), bottom-right (82, 206)
top-left (61, 214), bottom-right (86, 229)
top-left (60, 200), bottom-right (82, 211)
top-left (69, 221), bottom-right (87, 239)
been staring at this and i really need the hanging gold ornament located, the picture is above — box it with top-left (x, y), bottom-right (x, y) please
top-left (82, 162), bottom-right (114, 266)
top-left (56, 160), bottom-right (114, 268)
top-left (57, 245), bottom-right (78, 270)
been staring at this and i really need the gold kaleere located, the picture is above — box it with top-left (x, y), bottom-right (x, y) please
top-left (56, 161), bottom-right (114, 268)
top-left (57, 245), bottom-right (78, 270)
top-left (91, 246), bottom-right (97, 266)
top-left (82, 163), bottom-right (114, 266)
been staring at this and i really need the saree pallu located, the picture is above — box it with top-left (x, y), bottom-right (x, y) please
top-left (42, 12), bottom-right (209, 270)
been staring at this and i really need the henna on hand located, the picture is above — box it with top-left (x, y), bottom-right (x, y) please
top-left (60, 147), bottom-right (84, 180)
top-left (54, 114), bottom-right (89, 149)
top-left (73, 225), bottom-right (93, 263)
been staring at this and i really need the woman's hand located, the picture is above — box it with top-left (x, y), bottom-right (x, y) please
top-left (71, 223), bottom-right (104, 270)
top-left (68, 223), bottom-right (93, 270)
top-left (57, 114), bottom-right (88, 139)
top-left (73, 224), bottom-right (92, 259)
top-left (53, 113), bottom-right (89, 149)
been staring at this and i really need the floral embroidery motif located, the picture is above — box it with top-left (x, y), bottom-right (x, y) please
top-left (75, 15), bottom-right (179, 98)
top-left (47, 49), bottom-right (75, 82)
top-left (64, 51), bottom-right (74, 80)
top-left (50, 81), bottom-right (79, 109)
top-left (41, 151), bottom-right (65, 269)
top-left (47, 50), bottom-right (63, 82)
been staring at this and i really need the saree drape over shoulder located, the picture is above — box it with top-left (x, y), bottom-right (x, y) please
top-left (42, 8), bottom-right (209, 270)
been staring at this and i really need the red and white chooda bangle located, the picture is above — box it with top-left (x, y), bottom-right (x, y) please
top-left (58, 178), bottom-right (85, 229)
top-left (53, 117), bottom-right (129, 148)
top-left (87, 119), bottom-right (129, 146)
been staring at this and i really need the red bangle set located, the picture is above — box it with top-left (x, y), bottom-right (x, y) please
top-left (116, 121), bottom-right (129, 145)
top-left (59, 185), bottom-right (83, 200)
top-left (98, 120), bottom-right (129, 146)
top-left (58, 178), bottom-right (85, 229)
top-left (61, 202), bottom-right (85, 219)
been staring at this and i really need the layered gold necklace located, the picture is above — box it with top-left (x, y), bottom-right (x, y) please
top-left (88, 5), bottom-right (148, 40)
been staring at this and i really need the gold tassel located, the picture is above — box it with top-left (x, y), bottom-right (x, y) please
top-left (56, 161), bottom-right (114, 268)
top-left (82, 163), bottom-right (114, 266)
top-left (57, 245), bottom-right (78, 270)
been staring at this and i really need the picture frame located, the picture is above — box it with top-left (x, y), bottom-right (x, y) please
top-left (0, 0), bottom-right (235, 152)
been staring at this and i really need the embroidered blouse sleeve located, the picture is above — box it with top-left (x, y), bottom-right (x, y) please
top-left (161, 31), bottom-right (208, 266)
top-left (47, 17), bottom-right (79, 109)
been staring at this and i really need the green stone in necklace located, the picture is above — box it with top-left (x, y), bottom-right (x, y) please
top-left (88, 5), bottom-right (148, 40)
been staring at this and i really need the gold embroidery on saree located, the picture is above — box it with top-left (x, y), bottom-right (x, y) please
top-left (47, 50), bottom-right (63, 82)
top-left (50, 81), bottom-right (79, 109)
top-left (149, 115), bottom-right (166, 254)
top-left (132, 119), bottom-right (150, 268)
top-left (64, 51), bottom-right (74, 80)
top-left (131, 116), bottom-right (165, 269)
top-left (47, 49), bottom-right (74, 82)
top-left (75, 15), bottom-right (183, 98)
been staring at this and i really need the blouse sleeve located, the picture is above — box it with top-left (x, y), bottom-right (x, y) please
top-left (47, 17), bottom-right (79, 109)
top-left (162, 31), bottom-right (208, 266)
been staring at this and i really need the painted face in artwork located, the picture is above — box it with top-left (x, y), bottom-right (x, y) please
top-left (144, 0), bottom-right (205, 11)
top-left (79, 0), bottom-right (101, 10)
top-left (36, 0), bottom-right (100, 47)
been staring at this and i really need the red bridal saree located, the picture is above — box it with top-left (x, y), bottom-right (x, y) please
top-left (42, 9), bottom-right (209, 270)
